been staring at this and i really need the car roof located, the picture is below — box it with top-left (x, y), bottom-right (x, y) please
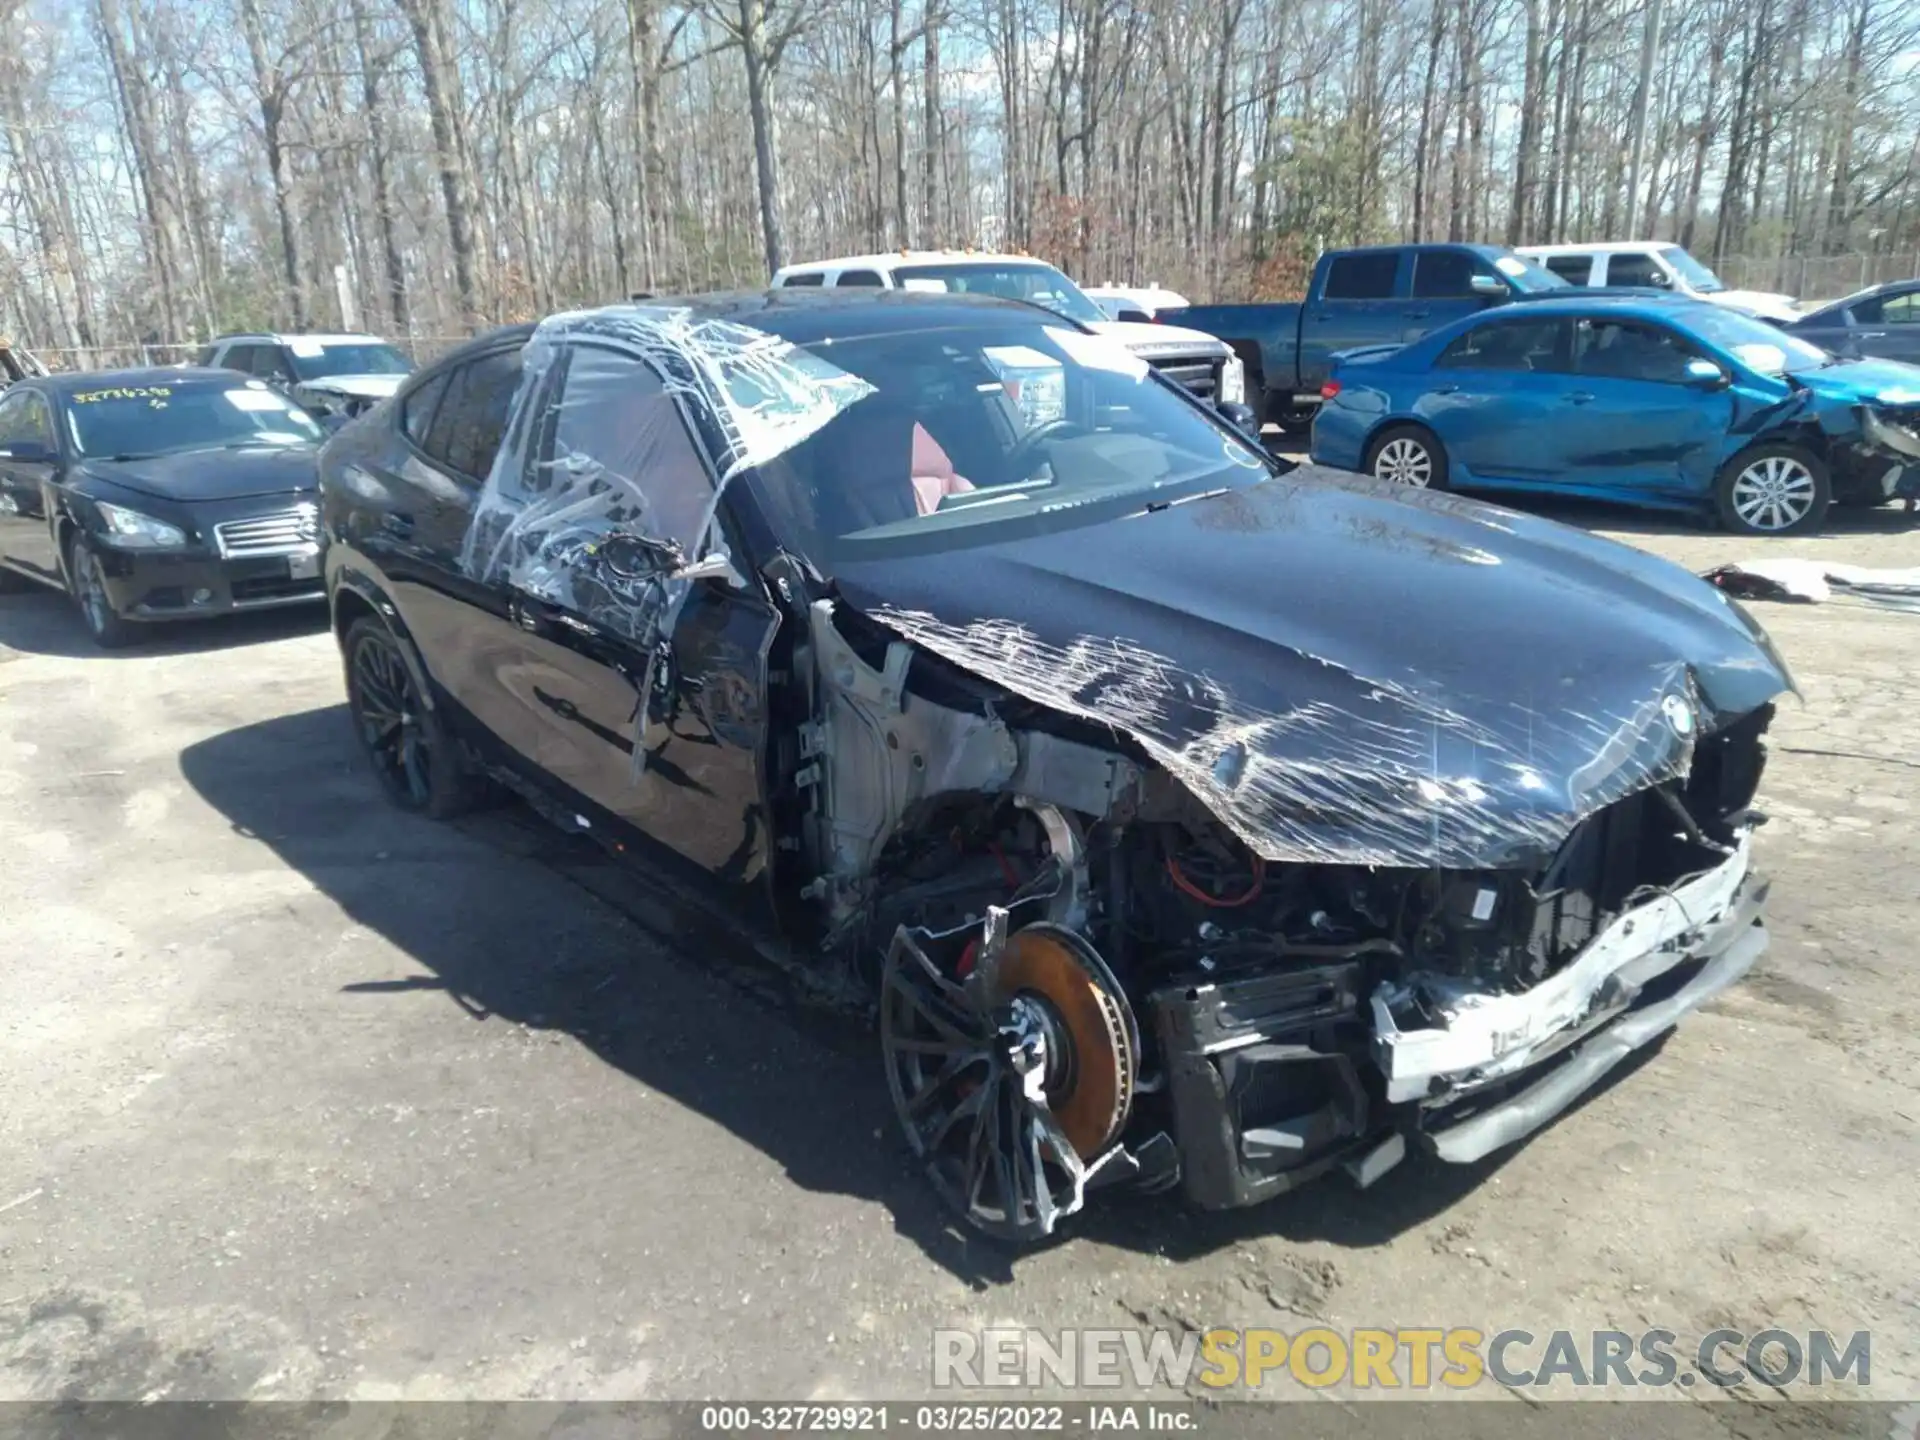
top-left (212, 332), bottom-right (388, 345)
top-left (416, 322), bottom-right (540, 371)
top-left (1323, 242), bottom-right (1513, 259)
top-left (775, 251), bottom-right (1056, 278)
top-left (31, 366), bottom-right (263, 396)
top-left (1826, 278), bottom-right (1920, 307)
top-left (1461, 293), bottom-right (1709, 320)
top-left (537, 287), bottom-right (1066, 347)
top-left (1515, 241), bottom-right (1670, 255)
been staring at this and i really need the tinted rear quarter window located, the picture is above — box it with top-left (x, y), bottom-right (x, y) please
top-left (1322, 252), bottom-right (1400, 300)
top-left (425, 350), bottom-right (524, 479)
top-left (402, 372), bottom-right (451, 450)
top-left (1543, 255), bottom-right (1594, 284)
top-left (781, 273), bottom-right (825, 287)
top-left (835, 270), bottom-right (886, 287)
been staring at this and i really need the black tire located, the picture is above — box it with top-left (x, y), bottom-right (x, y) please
top-left (1363, 423), bottom-right (1450, 490)
top-left (1712, 443), bottom-right (1831, 537)
top-left (1274, 406), bottom-right (1315, 437)
top-left (66, 535), bottom-right (141, 649)
top-left (342, 615), bottom-right (477, 819)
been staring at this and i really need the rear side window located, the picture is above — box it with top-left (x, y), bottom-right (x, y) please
top-left (835, 270), bottom-right (885, 287)
top-left (780, 273), bottom-right (824, 286)
top-left (1543, 255), bottom-right (1594, 284)
top-left (401, 372), bottom-right (450, 449)
top-left (1322, 252), bottom-right (1400, 300)
top-left (1436, 319), bottom-right (1564, 371)
top-left (1411, 251), bottom-right (1479, 299)
top-left (423, 350), bottom-right (525, 480)
top-left (1605, 253), bottom-right (1664, 288)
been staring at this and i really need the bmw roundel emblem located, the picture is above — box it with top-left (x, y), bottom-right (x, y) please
top-left (1662, 694), bottom-right (1696, 738)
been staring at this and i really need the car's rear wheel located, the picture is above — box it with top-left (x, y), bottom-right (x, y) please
top-left (1714, 444), bottom-right (1831, 536)
top-left (67, 536), bottom-right (140, 649)
top-left (1364, 424), bottom-right (1449, 490)
top-left (342, 616), bottom-right (477, 819)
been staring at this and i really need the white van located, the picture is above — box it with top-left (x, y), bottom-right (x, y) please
top-left (1514, 242), bottom-right (1799, 323)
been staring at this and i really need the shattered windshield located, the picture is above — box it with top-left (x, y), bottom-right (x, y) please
top-left (739, 319), bottom-right (1274, 561)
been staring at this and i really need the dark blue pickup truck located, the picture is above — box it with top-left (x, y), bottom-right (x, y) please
top-left (1168, 243), bottom-right (1572, 433)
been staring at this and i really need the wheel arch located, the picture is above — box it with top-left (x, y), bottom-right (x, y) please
top-left (330, 566), bottom-right (440, 713)
top-left (1359, 414), bottom-right (1443, 464)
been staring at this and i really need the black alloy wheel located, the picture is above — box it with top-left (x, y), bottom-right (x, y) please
top-left (343, 616), bottom-right (476, 818)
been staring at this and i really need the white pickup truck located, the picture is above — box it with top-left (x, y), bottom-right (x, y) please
top-left (771, 252), bottom-right (1247, 413)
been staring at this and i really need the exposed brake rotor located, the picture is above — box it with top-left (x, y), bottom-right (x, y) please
top-left (994, 924), bottom-right (1137, 1157)
top-left (880, 912), bottom-right (1140, 1243)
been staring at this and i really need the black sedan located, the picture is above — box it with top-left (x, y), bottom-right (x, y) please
top-left (321, 290), bottom-right (1788, 1242)
top-left (1784, 278), bottom-right (1920, 365)
top-left (0, 367), bottom-right (327, 647)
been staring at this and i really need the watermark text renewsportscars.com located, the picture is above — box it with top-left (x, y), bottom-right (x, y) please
top-left (931, 1327), bottom-right (1872, 1393)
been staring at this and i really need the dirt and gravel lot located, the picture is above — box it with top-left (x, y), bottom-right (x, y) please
top-left (2, 497), bottom-right (1917, 1408)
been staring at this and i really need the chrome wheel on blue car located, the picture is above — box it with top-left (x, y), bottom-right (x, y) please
top-left (1714, 443), bottom-right (1831, 537)
top-left (1364, 425), bottom-right (1449, 491)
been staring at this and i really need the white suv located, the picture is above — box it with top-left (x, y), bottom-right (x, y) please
top-left (1514, 243), bottom-right (1800, 323)
top-left (198, 332), bottom-right (414, 423)
top-left (771, 253), bottom-right (1245, 411)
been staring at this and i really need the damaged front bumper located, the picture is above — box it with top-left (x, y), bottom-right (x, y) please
top-left (1845, 407), bottom-right (1920, 503)
top-left (1152, 836), bottom-right (1767, 1210)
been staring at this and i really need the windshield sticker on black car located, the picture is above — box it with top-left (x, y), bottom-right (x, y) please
top-left (72, 386), bottom-right (172, 406)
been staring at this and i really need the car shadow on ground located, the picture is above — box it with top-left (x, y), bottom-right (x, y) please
top-left (178, 702), bottom-right (1659, 1288)
top-left (0, 587), bottom-right (329, 658)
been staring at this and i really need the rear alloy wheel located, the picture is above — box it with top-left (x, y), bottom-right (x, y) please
top-left (68, 537), bottom-right (139, 649)
top-left (1714, 444), bottom-right (1831, 536)
top-left (1365, 425), bottom-right (1449, 490)
top-left (343, 616), bottom-right (476, 819)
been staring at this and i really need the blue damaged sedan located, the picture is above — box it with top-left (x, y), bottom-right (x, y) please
top-left (1309, 293), bottom-right (1920, 535)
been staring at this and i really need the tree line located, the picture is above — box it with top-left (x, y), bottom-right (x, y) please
top-left (2, 0), bottom-right (1918, 357)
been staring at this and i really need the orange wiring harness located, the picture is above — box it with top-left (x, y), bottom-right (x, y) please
top-left (1166, 853), bottom-right (1266, 908)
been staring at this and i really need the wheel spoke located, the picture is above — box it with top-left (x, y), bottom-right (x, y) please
top-left (399, 730), bottom-right (429, 799)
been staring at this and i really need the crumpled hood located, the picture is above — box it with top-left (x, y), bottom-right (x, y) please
top-left (1091, 319), bottom-right (1232, 360)
top-left (76, 444), bottom-right (319, 502)
top-left (1788, 355), bottom-right (1920, 407)
top-left (835, 466), bottom-right (1793, 870)
top-left (294, 374), bottom-right (405, 401)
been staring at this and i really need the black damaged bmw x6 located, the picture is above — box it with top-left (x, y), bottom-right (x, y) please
top-left (320, 290), bottom-right (1791, 1242)
top-left (0, 368), bottom-right (327, 647)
